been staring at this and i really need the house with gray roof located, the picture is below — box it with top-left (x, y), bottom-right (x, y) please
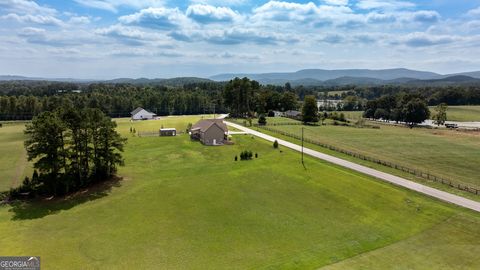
top-left (131, 107), bottom-right (157, 120)
top-left (190, 119), bottom-right (228, 146)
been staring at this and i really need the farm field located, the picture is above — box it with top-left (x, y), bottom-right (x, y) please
top-left (325, 106), bottom-right (480, 123)
top-left (438, 105), bottom-right (480, 122)
top-left (260, 120), bottom-right (480, 190)
top-left (0, 116), bottom-right (479, 269)
top-left (0, 123), bottom-right (32, 191)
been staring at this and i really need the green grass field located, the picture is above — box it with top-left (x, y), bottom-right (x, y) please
top-left (0, 123), bottom-right (32, 191)
top-left (327, 106), bottom-right (480, 122)
top-left (0, 116), bottom-right (480, 269)
top-left (439, 106), bottom-right (480, 122)
top-left (262, 121), bottom-right (480, 190)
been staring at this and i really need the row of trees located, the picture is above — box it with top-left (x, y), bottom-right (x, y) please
top-left (0, 79), bottom-right (299, 120)
top-left (0, 86), bottom-right (226, 120)
top-left (12, 108), bottom-right (126, 197)
top-left (319, 85), bottom-right (480, 106)
top-left (223, 77), bottom-right (298, 117)
top-left (363, 94), bottom-right (431, 126)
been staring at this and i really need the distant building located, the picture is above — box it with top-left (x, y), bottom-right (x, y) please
top-left (160, 128), bottom-right (176, 136)
top-left (284, 110), bottom-right (301, 118)
top-left (272, 111), bottom-right (284, 117)
top-left (190, 119), bottom-right (228, 146)
top-left (131, 107), bottom-right (157, 120)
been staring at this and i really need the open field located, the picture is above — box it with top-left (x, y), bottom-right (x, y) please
top-left (261, 120), bottom-right (480, 190)
top-left (0, 116), bottom-right (480, 269)
top-left (327, 106), bottom-right (480, 123)
top-left (0, 123), bottom-right (32, 191)
top-left (440, 106), bottom-right (480, 122)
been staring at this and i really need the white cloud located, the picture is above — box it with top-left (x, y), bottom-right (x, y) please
top-left (366, 12), bottom-right (397, 23)
top-left (186, 4), bottom-right (241, 23)
top-left (119, 7), bottom-right (188, 30)
top-left (189, 0), bottom-right (247, 6)
top-left (324, 0), bottom-right (348, 6)
top-left (73, 0), bottom-right (165, 13)
top-left (357, 0), bottom-right (415, 10)
top-left (0, 0), bottom-right (56, 15)
top-left (251, 1), bottom-right (354, 26)
top-left (1, 13), bottom-right (63, 26)
top-left (68, 16), bottom-right (91, 25)
top-left (411, 10), bottom-right (440, 23)
top-left (397, 32), bottom-right (458, 47)
top-left (467, 6), bottom-right (480, 17)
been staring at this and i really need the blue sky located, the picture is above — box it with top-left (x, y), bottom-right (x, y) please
top-left (1, 0), bottom-right (480, 79)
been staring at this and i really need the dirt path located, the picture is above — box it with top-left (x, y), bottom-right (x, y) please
top-left (225, 121), bottom-right (480, 213)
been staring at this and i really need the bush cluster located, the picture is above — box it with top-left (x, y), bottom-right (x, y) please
top-left (239, 150), bottom-right (254, 160)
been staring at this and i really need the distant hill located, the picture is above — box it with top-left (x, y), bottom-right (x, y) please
top-left (0, 75), bottom-right (87, 82)
top-left (404, 75), bottom-right (480, 86)
top-left (2, 68), bottom-right (480, 87)
top-left (0, 76), bottom-right (214, 87)
top-left (210, 68), bottom-right (443, 83)
top-left (102, 77), bottom-right (213, 86)
top-left (447, 71), bottom-right (480, 79)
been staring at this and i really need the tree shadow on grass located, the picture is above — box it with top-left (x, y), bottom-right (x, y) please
top-left (6, 176), bottom-right (123, 221)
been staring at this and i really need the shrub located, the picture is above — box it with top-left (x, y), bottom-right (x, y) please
top-left (234, 156), bottom-right (238, 161)
top-left (258, 114), bottom-right (267, 125)
top-left (255, 153), bottom-right (258, 158)
top-left (240, 150), bottom-right (254, 160)
top-left (268, 110), bottom-right (275, 117)
top-left (273, 140), bottom-right (279, 148)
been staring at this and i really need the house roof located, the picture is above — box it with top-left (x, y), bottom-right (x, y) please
top-left (131, 107), bottom-right (156, 116)
top-left (285, 110), bottom-right (301, 115)
top-left (191, 119), bottom-right (228, 133)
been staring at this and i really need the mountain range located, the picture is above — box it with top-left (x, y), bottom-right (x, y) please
top-left (1, 68), bottom-right (480, 87)
top-left (209, 68), bottom-right (480, 86)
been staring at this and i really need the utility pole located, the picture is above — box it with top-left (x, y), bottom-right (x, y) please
top-left (301, 126), bottom-right (305, 169)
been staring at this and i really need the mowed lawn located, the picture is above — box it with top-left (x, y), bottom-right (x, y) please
top-left (0, 116), bottom-right (479, 269)
top-left (439, 105), bottom-right (480, 122)
top-left (0, 123), bottom-right (32, 191)
top-left (265, 122), bottom-right (480, 189)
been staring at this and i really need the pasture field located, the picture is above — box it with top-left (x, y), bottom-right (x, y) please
top-left (0, 123), bottom-right (32, 191)
top-left (439, 105), bottom-right (480, 122)
top-left (0, 116), bottom-right (479, 269)
top-left (258, 120), bottom-right (480, 190)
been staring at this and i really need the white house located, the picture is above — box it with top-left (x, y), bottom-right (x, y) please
top-left (131, 107), bottom-right (157, 120)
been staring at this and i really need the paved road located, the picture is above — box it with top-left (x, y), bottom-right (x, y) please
top-left (225, 121), bottom-right (480, 213)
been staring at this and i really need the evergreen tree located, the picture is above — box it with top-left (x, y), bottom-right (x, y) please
top-left (302, 95), bottom-right (319, 123)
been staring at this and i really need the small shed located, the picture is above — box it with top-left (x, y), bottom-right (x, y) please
top-left (160, 128), bottom-right (176, 136)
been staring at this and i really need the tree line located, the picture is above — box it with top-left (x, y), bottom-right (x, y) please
top-left (10, 108), bottom-right (126, 197)
top-left (316, 85), bottom-right (480, 106)
top-left (363, 93), bottom-right (431, 126)
top-left (223, 77), bottom-right (298, 117)
top-left (0, 79), bottom-right (300, 120)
